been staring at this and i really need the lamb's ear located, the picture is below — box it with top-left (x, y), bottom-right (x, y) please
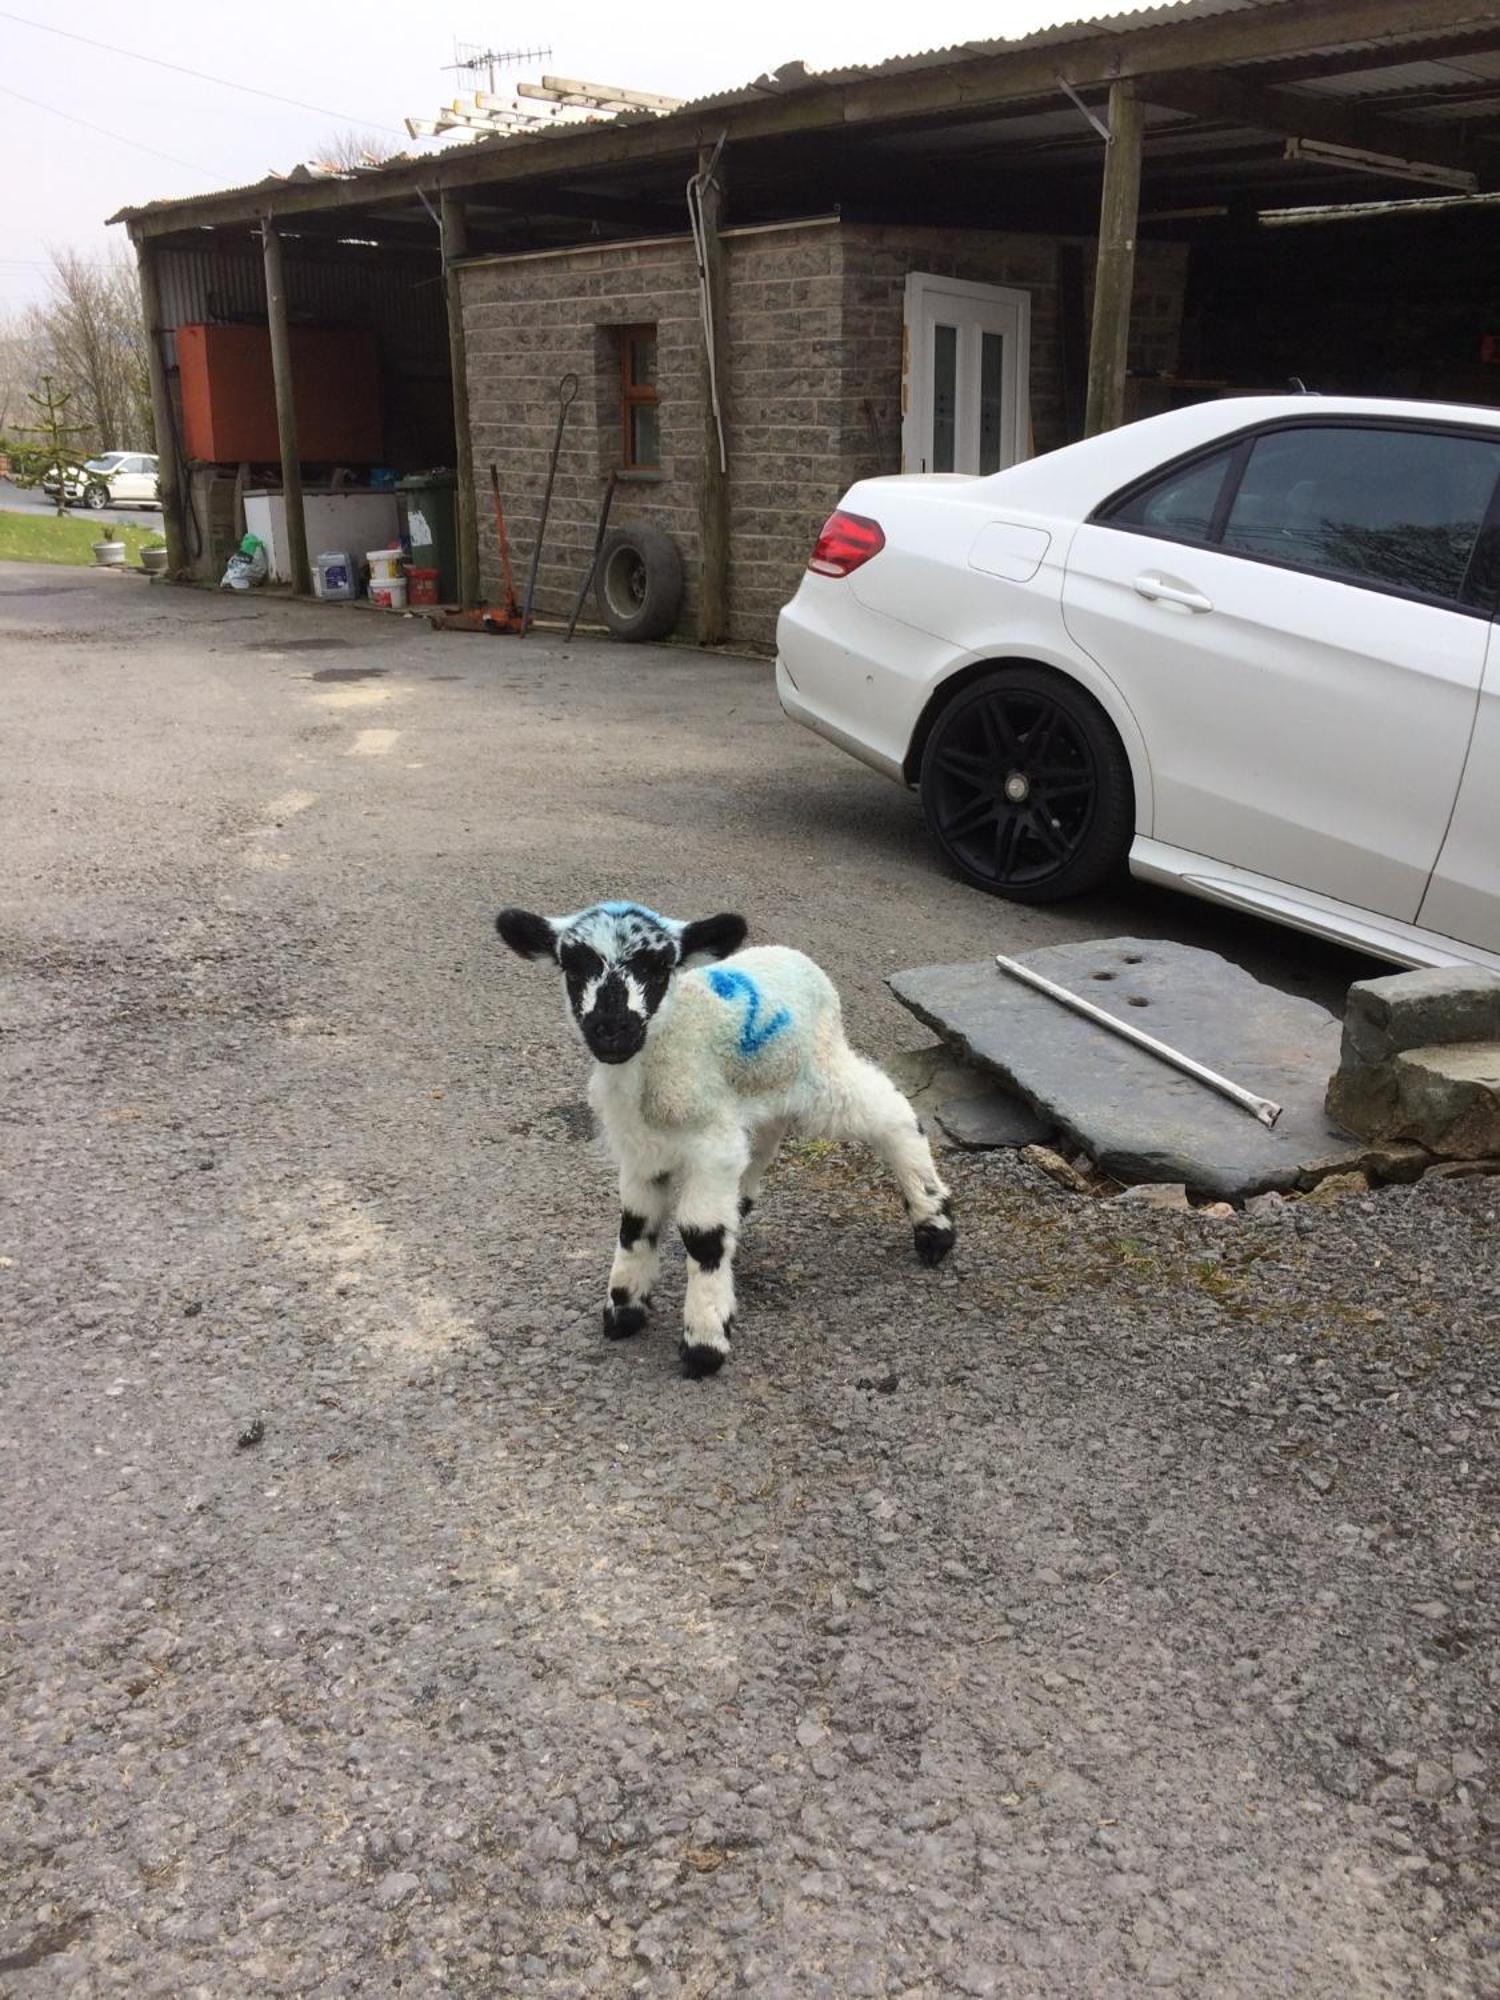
top-left (496, 907), bottom-right (559, 961)
top-left (678, 912), bottom-right (748, 965)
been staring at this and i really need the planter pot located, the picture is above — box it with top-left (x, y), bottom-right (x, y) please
top-left (93, 539), bottom-right (126, 568)
top-left (140, 547), bottom-right (169, 575)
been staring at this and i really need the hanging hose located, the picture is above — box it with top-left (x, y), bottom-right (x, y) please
top-left (687, 132), bottom-right (728, 477)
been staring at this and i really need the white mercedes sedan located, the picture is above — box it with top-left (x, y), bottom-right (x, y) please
top-left (776, 396), bottom-right (1500, 974)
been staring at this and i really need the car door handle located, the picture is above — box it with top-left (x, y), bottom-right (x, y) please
top-left (1133, 574), bottom-right (1213, 613)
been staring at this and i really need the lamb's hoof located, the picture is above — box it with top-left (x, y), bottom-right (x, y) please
top-left (913, 1215), bottom-right (956, 1267)
top-left (738, 1194), bottom-right (755, 1220)
top-left (680, 1344), bottom-right (728, 1376)
top-left (603, 1295), bottom-right (649, 1340)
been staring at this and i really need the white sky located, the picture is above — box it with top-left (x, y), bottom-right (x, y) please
top-left (0, 0), bottom-right (1131, 311)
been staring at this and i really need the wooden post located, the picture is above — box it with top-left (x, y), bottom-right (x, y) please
top-left (695, 146), bottom-right (730, 647)
top-left (260, 219), bottom-right (311, 595)
top-left (131, 232), bottom-right (188, 575)
top-left (441, 189), bottom-right (480, 610)
top-left (1084, 82), bottom-right (1144, 438)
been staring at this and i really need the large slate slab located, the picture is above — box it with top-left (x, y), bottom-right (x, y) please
top-left (932, 1089), bottom-right (1054, 1150)
top-left (889, 938), bottom-right (1359, 1199)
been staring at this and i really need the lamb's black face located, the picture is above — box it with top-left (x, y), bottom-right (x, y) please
top-left (496, 901), bottom-right (749, 1066)
top-left (556, 911), bottom-right (679, 1064)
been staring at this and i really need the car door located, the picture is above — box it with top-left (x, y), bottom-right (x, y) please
top-left (1420, 620), bottom-right (1500, 953)
top-left (1062, 420), bottom-right (1500, 921)
top-left (114, 456), bottom-right (152, 502)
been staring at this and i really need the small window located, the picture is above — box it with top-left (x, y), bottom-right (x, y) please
top-left (1105, 444), bottom-right (1237, 544)
top-left (1221, 426), bottom-right (1500, 605)
top-left (618, 325), bottom-right (659, 470)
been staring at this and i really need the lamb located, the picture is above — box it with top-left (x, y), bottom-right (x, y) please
top-left (496, 899), bottom-right (955, 1377)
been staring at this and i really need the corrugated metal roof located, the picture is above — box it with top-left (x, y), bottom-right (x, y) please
top-left (113, 0), bottom-right (1500, 224)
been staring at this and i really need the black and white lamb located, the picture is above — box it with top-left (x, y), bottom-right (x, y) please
top-left (496, 899), bottom-right (955, 1378)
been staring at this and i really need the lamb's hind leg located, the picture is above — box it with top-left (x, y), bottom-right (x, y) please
top-left (604, 1169), bottom-right (672, 1340)
top-left (739, 1118), bottom-right (789, 1222)
top-left (831, 1050), bottom-right (955, 1265)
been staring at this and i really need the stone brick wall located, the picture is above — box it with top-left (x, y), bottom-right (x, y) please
top-left (461, 236), bottom-right (706, 632)
top-left (458, 221), bottom-right (1187, 653)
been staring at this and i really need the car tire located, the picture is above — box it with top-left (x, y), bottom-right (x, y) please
top-left (84, 484), bottom-right (108, 510)
top-left (919, 665), bottom-right (1134, 904)
top-left (595, 525), bottom-right (683, 642)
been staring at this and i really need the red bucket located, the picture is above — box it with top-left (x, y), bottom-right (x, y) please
top-left (406, 566), bottom-right (439, 606)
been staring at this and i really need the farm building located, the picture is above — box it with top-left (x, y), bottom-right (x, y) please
top-left (113, 0), bottom-right (1500, 650)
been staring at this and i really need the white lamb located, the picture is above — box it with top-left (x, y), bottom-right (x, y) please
top-left (496, 899), bottom-right (955, 1377)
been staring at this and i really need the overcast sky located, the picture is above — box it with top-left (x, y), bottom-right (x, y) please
top-left (0, 0), bottom-right (1130, 312)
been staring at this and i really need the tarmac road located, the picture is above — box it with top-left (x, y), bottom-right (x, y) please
top-left (2, 567), bottom-right (1496, 1996)
top-left (0, 476), bottom-right (160, 532)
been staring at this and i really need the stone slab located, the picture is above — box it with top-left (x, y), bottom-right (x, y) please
top-left (1338, 966), bottom-right (1500, 1070)
top-left (932, 1089), bottom-right (1054, 1151)
top-left (889, 938), bottom-right (1360, 1200)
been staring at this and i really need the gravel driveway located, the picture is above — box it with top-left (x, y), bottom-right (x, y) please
top-left (2, 569), bottom-right (1496, 1996)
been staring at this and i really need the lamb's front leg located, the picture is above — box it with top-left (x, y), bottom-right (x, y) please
top-left (675, 1137), bottom-right (750, 1379)
top-left (603, 1169), bottom-right (672, 1341)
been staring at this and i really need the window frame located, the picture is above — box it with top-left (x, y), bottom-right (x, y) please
top-left (617, 323), bottom-right (660, 473)
top-left (1092, 414), bottom-right (1500, 621)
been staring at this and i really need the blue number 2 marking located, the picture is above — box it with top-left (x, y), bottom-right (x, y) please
top-left (706, 967), bottom-right (791, 1057)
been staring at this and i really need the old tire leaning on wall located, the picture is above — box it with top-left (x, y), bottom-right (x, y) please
top-left (595, 524), bottom-right (684, 642)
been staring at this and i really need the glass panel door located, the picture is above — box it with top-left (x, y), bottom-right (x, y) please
top-left (903, 274), bottom-right (1031, 477)
top-left (978, 331), bottom-right (1005, 475)
top-left (932, 324), bottom-right (958, 473)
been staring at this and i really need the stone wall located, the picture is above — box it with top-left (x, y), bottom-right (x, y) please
top-left (458, 222), bottom-right (1188, 652)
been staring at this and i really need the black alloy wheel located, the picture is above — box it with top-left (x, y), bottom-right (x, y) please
top-left (919, 666), bottom-right (1134, 903)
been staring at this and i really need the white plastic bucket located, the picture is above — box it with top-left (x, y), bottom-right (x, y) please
top-left (370, 576), bottom-right (407, 611)
top-left (366, 548), bottom-right (402, 582)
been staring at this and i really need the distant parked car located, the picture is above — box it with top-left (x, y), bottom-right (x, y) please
top-left (42, 452), bottom-right (159, 510)
top-left (777, 395), bottom-right (1500, 974)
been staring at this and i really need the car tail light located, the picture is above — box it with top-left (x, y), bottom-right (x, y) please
top-left (808, 510), bottom-right (885, 577)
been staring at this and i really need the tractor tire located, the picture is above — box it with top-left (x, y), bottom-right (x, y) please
top-left (595, 524), bottom-right (684, 643)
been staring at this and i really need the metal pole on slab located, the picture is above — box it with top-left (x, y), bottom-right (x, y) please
top-left (260, 219), bottom-right (312, 597)
top-left (993, 953), bottom-right (1282, 1127)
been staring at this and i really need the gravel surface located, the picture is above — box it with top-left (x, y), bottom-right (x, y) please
top-left (3, 569), bottom-right (1497, 1996)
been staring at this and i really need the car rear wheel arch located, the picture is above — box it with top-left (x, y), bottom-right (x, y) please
top-left (915, 659), bottom-right (1139, 903)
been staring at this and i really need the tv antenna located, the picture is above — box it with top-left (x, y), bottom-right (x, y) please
top-left (445, 39), bottom-right (552, 96)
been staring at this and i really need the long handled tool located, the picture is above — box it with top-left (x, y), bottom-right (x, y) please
top-left (993, 953), bottom-right (1283, 1128)
top-left (481, 462), bottom-right (526, 635)
top-left (521, 371), bottom-right (580, 636)
top-left (564, 470), bottom-right (619, 642)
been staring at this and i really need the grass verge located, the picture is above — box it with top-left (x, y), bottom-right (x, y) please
top-left (0, 509), bottom-right (162, 568)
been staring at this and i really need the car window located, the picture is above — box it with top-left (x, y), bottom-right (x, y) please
top-left (1221, 426), bottom-right (1500, 605)
top-left (1102, 445), bottom-right (1237, 544)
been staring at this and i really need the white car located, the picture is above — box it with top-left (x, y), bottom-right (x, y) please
top-left (777, 395), bottom-right (1500, 975)
top-left (42, 452), bottom-right (159, 510)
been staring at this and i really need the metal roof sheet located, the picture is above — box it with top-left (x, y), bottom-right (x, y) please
top-left (113, 0), bottom-right (1500, 226)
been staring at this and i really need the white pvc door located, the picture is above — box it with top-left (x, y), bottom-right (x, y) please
top-left (902, 274), bottom-right (1031, 476)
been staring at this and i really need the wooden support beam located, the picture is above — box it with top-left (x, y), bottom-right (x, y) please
top-left (1141, 69), bottom-right (1484, 183)
top-left (1085, 83), bottom-right (1144, 439)
top-left (130, 231), bottom-right (187, 576)
top-left (441, 190), bottom-right (480, 610)
top-left (694, 145), bottom-right (730, 647)
top-left (260, 221), bottom-right (311, 596)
